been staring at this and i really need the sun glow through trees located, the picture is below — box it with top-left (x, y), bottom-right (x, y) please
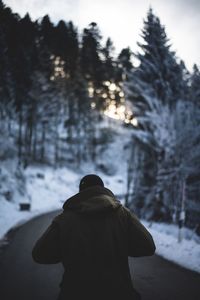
top-left (50, 58), bottom-right (137, 127)
top-left (89, 80), bottom-right (138, 127)
top-left (50, 55), bottom-right (66, 81)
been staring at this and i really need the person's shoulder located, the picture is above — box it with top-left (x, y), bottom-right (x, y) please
top-left (52, 210), bottom-right (73, 224)
top-left (115, 204), bottom-right (132, 219)
top-left (117, 205), bottom-right (140, 225)
top-left (118, 204), bottom-right (131, 214)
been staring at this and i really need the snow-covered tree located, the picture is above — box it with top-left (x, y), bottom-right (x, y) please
top-left (131, 8), bottom-right (184, 108)
top-left (124, 8), bottom-right (195, 223)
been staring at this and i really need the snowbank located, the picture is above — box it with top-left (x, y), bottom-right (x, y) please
top-left (0, 164), bottom-right (78, 239)
top-left (0, 161), bottom-right (199, 274)
top-left (143, 220), bottom-right (200, 273)
top-left (0, 161), bottom-right (126, 239)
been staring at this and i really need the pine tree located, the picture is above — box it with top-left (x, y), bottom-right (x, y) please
top-left (80, 22), bottom-right (103, 86)
top-left (0, 24), bottom-right (15, 136)
top-left (184, 65), bottom-right (200, 227)
top-left (132, 8), bottom-right (183, 107)
top-left (125, 8), bottom-right (187, 220)
top-left (3, 9), bottom-right (27, 164)
top-left (118, 47), bottom-right (133, 73)
top-left (40, 15), bottom-right (55, 52)
top-left (101, 38), bottom-right (115, 81)
top-left (190, 64), bottom-right (200, 107)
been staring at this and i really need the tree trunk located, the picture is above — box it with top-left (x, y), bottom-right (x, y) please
top-left (18, 108), bottom-right (23, 165)
top-left (41, 121), bottom-right (46, 162)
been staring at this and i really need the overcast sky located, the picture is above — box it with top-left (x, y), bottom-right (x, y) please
top-left (4, 0), bottom-right (200, 71)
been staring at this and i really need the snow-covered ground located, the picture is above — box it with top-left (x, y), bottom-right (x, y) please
top-left (143, 221), bottom-right (200, 273)
top-left (0, 121), bottom-right (199, 274)
top-left (0, 162), bottom-right (199, 274)
top-left (0, 163), bottom-right (126, 238)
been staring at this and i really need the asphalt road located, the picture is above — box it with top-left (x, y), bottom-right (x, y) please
top-left (0, 210), bottom-right (199, 300)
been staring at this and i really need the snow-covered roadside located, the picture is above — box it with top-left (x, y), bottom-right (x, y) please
top-left (143, 220), bottom-right (200, 273)
top-left (0, 163), bottom-right (126, 240)
top-left (0, 165), bottom-right (77, 239)
top-left (0, 123), bottom-right (130, 240)
top-left (0, 163), bottom-right (199, 274)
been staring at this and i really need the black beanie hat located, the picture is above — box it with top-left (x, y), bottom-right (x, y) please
top-left (79, 174), bottom-right (104, 191)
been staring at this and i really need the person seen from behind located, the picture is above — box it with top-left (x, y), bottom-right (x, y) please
top-left (32, 174), bottom-right (156, 300)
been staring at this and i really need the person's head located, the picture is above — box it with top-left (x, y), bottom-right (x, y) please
top-left (79, 174), bottom-right (104, 191)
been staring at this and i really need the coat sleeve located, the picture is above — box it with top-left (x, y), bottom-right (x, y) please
top-left (124, 208), bottom-right (156, 257)
top-left (32, 217), bottom-right (61, 264)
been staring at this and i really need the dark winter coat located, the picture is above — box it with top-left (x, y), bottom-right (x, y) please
top-left (32, 186), bottom-right (156, 300)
